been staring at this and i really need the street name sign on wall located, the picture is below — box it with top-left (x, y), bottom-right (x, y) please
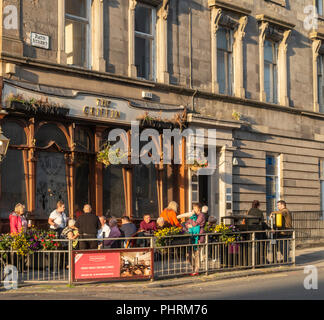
top-left (31, 32), bottom-right (50, 49)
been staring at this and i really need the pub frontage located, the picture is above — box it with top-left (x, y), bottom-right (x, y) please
top-left (0, 77), bottom-right (240, 231)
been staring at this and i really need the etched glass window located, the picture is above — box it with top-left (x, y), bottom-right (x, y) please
top-left (132, 164), bottom-right (158, 218)
top-left (0, 122), bottom-right (27, 218)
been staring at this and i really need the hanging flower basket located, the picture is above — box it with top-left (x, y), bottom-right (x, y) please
top-left (188, 159), bottom-right (208, 171)
top-left (97, 142), bottom-right (128, 167)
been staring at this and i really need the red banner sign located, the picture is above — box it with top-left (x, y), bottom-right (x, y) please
top-left (74, 252), bottom-right (120, 280)
top-left (72, 249), bottom-right (153, 282)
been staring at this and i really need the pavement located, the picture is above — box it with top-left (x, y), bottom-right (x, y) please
top-left (1, 245), bottom-right (324, 294)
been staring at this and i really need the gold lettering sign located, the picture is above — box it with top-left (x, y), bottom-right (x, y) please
top-left (83, 100), bottom-right (121, 120)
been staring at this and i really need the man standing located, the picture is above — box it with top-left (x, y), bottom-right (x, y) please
top-left (75, 204), bottom-right (101, 250)
top-left (270, 200), bottom-right (292, 231)
top-left (48, 200), bottom-right (67, 238)
top-left (270, 200), bottom-right (293, 262)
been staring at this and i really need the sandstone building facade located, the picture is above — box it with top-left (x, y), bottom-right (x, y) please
top-left (0, 0), bottom-right (323, 225)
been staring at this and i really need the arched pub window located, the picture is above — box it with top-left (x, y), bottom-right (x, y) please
top-left (74, 126), bottom-right (92, 212)
top-left (34, 123), bottom-right (69, 217)
top-left (0, 121), bottom-right (27, 217)
top-left (101, 129), bottom-right (126, 218)
top-left (132, 163), bottom-right (159, 218)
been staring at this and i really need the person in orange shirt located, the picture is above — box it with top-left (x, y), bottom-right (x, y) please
top-left (160, 201), bottom-right (182, 228)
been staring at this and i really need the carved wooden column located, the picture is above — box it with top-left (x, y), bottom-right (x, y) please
top-left (94, 127), bottom-right (105, 216)
top-left (65, 152), bottom-right (75, 219)
top-left (178, 136), bottom-right (187, 214)
top-left (64, 124), bottom-right (75, 218)
top-left (123, 130), bottom-right (133, 218)
top-left (27, 118), bottom-right (36, 213)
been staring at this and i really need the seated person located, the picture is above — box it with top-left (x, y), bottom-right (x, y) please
top-left (247, 200), bottom-right (264, 226)
top-left (137, 214), bottom-right (157, 247)
top-left (156, 217), bottom-right (171, 230)
top-left (104, 218), bottom-right (121, 248)
top-left (120, 216), bottom-right (137, 247)
top-left (139, 214), bottom-right (157, 235)
top-left (206, 216), bottom-right (217, 230)
top-left (61, 219), bottom-right (79, 249)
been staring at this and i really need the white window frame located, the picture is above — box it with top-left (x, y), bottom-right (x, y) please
top-left (318, 54), bottom-right (324, 112)
top-left (134, 3), bottom-right (156, 81)
top-left (217, 26), bottom-right (234, 96)
top-left (188, 170), bottom-right (199, 210)
top-left (264, 39), bottom-right (278, 104)
top-left (266, 154), bottom-right (281, 214)
top-left (319, 159), bottom-right (324, 216)
top-left (317, 0), bottom-right (324, 16)
top-left (64, 0), bottom-right (92, 69)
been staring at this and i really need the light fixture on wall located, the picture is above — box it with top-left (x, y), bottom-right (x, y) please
top-left (232, 157), bottom-right (239, 166)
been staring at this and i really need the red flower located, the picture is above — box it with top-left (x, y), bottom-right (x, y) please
top-left (41, 239), bottom-right (44, 242)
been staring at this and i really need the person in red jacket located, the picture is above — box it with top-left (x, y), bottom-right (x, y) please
top-left (9, 203), bottom-right (27, 234)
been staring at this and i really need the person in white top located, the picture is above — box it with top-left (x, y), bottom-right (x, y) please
top-left (97, 216), bottom-right (111, 239)
top-left (48, 200), bottom-right (67, 237)
top-left (97, 216), bottom-right (111, 249)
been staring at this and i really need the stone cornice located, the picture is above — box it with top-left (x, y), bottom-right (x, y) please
top-left (208, 0), bottom-right (251, 16)
top-left (309, 31), bottom-right (324, 41)
top-left (3, 52), bottom-right (324, 123)
top-left (187, 113), bottom-right (242, 129)
top-left (256, 14), bottom-right (295, 30)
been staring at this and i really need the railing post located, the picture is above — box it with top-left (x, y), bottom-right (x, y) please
top-left (205, 233), bottom-right (209, 276)
top-left (150, 236), bottom-right (154, 282)
top-left (68, 239), bottom-right (72, 286)
top-left (292, 230), bottom-right (296, 266)
top-left (252, 232), bottom-right (255, 269)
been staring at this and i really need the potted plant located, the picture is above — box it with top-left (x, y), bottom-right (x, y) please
top-left (5, 93), bottom-right (69, 117)
top-left (97, 142), bottom-right (128, 167)
top-left (154, 226), bottom-right (185, 248)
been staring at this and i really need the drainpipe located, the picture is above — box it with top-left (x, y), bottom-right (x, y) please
top-left (191, 89), bottom-right (198, 113)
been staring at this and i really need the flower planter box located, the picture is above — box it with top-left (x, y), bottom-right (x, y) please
top-left (6, 100), bottom-right (69, 117)
top-left (168, 236), bottom-right (192, 246)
